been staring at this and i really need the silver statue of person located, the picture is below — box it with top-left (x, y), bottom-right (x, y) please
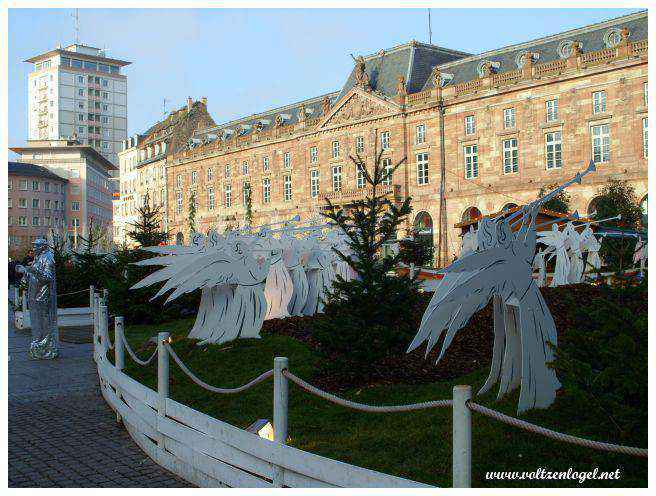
top-left (16, 238), bottom-right (59, 359)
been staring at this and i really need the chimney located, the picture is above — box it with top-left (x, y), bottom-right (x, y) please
top-left (187, 97), bottom-right (193, 111)
top-left (201, 97), bottom-right (207, 107)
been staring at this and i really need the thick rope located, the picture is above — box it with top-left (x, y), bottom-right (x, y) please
top-left (123, 337), bottom-right (158, 366)
top-left (57, 288), bottom-right (91, 298)
top-left (164, 343), bottom-right (273, 394)
top-left (283, 370), bottom-right (452, 412)
top-left (468, 401), bottom-right (647, 458)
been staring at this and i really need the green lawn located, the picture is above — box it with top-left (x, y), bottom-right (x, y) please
top-left (111, 318), bottom-right (647, 488)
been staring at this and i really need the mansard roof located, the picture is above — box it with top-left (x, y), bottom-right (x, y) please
top-left (8, 161), bottom-right (69, 182)
top-left (194, 91), bottom-right (340, 142)
top-left (337, 41), bottom-right (470, 100)
top-left (423, 10), bottom-right (647, 91)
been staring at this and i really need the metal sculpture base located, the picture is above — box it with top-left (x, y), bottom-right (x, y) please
top-left (29, 333), bottom-right (60, 360)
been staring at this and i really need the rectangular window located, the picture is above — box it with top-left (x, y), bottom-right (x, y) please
top-left (644, 82), bottom-right (648, 107)
top-left (355, 136), bottom-right (365, 155)
top-left (284, 152), bottom-right (291, 168)
top-left (643, 118), bottom-right (648, 159)
top-left (208, 188), bottom-right (215, 210)
top-left (242, 161), bottom-right (249, 175)
top-left (207, 168), bottom-right (213, 181)
top-left (8, 180), bottom-right (11, 190)
top-left (263, 156), bottom-right (270, 171)
top-left (8, 198), bottom-right (12, 208)
top-left (176, 192), bottom-right (183, 213)
top-left (417, 153), bottom-right (429, 185)
top-left (332, 141), bottom-right (340, 159)
top-left (545, 131), bottom-right (563, 169)
top-left (332, 165), bottom-right (342, 192)
top-left (503, 138), bottom-right (519, 174)
top-left (225, 163), bottom-right (231, 177)
top-left (465, 115), bottom-right (476, 135)
top-left (191, 171), bottom-right (198, 184)
top-left (310, 170), bottom-right (319, 198)
top-left (19, 197), bottom-right (27, 207)
top-left (176, 174), bottom-right (182, 188)
top-left (356, 163), bottom-right (365, 189)
top-left (32, 198), bottom-right (39, 209)
top-left (415, 124), bottom-right (426, 145)
top-left (72, 201), bottom-right (80, 211)
top-left (310, 146), bottom-right (318, 163)
top-left (78, 88), bottom-right (84, 97)
top-left (381, 158), bottom-right (393, 186)
top-left (381, 131), bottom-right (390, 150)
top-left (44, 182), bottom-right (50, 193)
top-left (592, 91), bottom-right (607, 114)
top-left (464, 145), bottom-right (478, 179)
top-left (32, 216), bottom-right (39, 227)
top-left (503, 108), bottom-right (516, 129)
top-left (19, 216), bottom-right (27, 227)
top-left (77, 75), bottom-right (84, 84)
top-left (225, 185), bottom-right (232, 208)
top-left (263, 178), bottom-right (271, 203)
top-left (283, 175), bottom-right (292, 201)
top-left (546, 99), bottom-right (558, 122)
top-left (591, 124), bottom-right (610, 163)
top-left (32, 180), bottom-right (39, 191)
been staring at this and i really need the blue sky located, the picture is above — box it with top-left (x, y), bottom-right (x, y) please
top-left (8, 7), bottom-right (641, 153)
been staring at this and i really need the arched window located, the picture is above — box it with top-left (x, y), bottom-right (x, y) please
top-left (175, 232), bottom-right (184, 245)
top-left (587, 197), bottom-right (602, 217)
top-left (461, 206), bottom-right (482, 223)
top-left (414, 211), bottom-right (433, 236)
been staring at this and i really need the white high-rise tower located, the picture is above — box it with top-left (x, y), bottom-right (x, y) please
top-left (25, 44), bottom-right (131, 165)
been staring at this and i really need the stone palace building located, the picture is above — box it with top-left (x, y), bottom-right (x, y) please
top-left (133, 11), bottom-right (648, 263)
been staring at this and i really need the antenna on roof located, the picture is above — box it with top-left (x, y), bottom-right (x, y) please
top-left (71, 8), bottom-right (80, 44)
top-left (428, 9), bottom-right (432, 45)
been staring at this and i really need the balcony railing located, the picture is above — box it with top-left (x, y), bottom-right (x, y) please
top-left (453, 78), bottom-right (482, 97)
top-left (406, 90), bottom-right (432, 105)
top-left (581, 47), bottom-right (617, 66)
top-left (323, 184), bottom-right (400, 202)
top-left (533, 59), bottom-right (567, 77)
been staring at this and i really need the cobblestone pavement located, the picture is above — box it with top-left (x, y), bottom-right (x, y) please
top-left (8, 303), bottom-right (191, 488)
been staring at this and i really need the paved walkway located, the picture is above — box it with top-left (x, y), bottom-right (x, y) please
top-left (8, 305), bottom-right (191, 488)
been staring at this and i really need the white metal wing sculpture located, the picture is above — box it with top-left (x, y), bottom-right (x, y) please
top-left (408, 161), bottom-right (597, 413)
top-left (538, 223), bottom-right (570, 287)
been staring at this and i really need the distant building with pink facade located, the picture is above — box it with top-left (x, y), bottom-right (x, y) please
top-left (8, 161), bottom-right (68, 257)
top-left (10, 138), bottom-right (117, 249)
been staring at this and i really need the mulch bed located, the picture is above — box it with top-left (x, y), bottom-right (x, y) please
top-left (261, 284), bottom-right (633, 393)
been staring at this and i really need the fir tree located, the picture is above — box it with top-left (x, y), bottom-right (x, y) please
top-left (313, 151), bottom-right (423, 375)
top-left (127, 193), bottom-right (170, 247)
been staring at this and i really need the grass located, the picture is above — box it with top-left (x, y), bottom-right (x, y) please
top-left (112, 318), bottom-right (647, 488)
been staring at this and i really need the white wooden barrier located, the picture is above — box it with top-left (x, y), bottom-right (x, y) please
top-left (93, 314), bottom-right (436, 488)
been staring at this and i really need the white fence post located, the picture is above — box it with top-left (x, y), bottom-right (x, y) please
top-left (89, 285), bottom-right (95, 309)
top-left (114, 316), bottom-right (125, 424)
top-left (93, 293), bottom-right (100, 342)
top-left (102, 288), bottom-right (109, 305)
top-left (273, 356), bottom-right (289, 487)
top-left (452, 385), bottom-right (472, 488)
top-left (157, 331), bottom-right (171, 450)
top-left (98, 304), bottom-right (108, 357)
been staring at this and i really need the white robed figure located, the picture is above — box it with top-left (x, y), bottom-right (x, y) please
top-left (281, 234), bottom-right (310, 317)
top-left (539, 223), bottom-right (570, 287)
top-left (131, 236), bottom-right (272, 344)
top-left (564, 222), bottom-right (584, 284)
top-left (302, 244), bottom-right (334, 316)
top-left (408, 162), bottom-right (597, 413)
top-left (532, 248), bottom-right (547, 287)
top-left (261, 235), bottom-right (294, 320)
top-left (580, 226), bottom-right (602, 274)
top-left (633, 237), bottom-right (648, 275)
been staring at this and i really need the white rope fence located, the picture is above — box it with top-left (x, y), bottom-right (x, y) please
top-left (164, 342), bottom-right (273, 394)
top-left (468, 401), bottom-right (648, 458)
top-left (283, 369), bottom-right (453, 412)
top-left (122, 337), bottom-right (158, 366)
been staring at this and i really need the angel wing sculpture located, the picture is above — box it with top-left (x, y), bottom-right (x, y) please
top-left (409, 161), bottom-right (597, 413)
top-left (538, 223), bottom-right (570, 287)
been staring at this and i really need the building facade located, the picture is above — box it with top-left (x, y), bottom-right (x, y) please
top-left (165, 12), bottom-right (647, 260)
top-left (10, 139), bottom-right (117, 246)
top-left (113, 98), bottom-right (215, 246)
top-left (25, 44), bottom-right (130, 166)
top-left (8, 161), bottom-right (68, 257)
